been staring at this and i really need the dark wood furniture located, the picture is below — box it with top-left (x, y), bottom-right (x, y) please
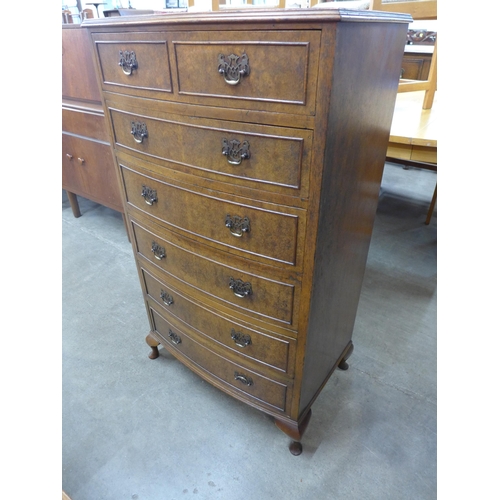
top-left (62, 25), bottom-right (124, 222)
top-left (85, 8), bottom-right (410, 454)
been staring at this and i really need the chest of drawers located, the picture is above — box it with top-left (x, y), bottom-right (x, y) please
top-left (85, 8), bottom-right (410, 455)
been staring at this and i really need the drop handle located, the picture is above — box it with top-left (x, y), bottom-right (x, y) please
top-left (160, 290), bottom-right (174, 306)
top-left (151, 241), bottom-right (166, 261)
top-left (222, 138), bottom-right (250, 166)
top-left (141, 185), bottom-right (157, 206)
top-left (218, 52), bottom-right (250, 86)
top-left (131, 121), bottom-right (148, 144)
top-left (231, 329), bottom-right (252, 348)
top-left (234, 372), bottom-right (253, 387)
top-left (229, 277), bottom-right (252, 298)
top-left (225, 215), bottom-right (250, 238)
top-left (168, 329), bottom-right (181, 345)
top-left (118, 49), bottom-right (138, 76)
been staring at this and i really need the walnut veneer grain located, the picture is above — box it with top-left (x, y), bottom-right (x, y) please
top-left (85, 8), bottom-right (410, 454)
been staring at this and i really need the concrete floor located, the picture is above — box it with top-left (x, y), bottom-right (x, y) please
top-left (62, 162), bottom-right (437, 500)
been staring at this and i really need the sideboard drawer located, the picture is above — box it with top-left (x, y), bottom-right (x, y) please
top-left (93, 33), bottom-right (173, 95)
top-left (62, 107), bottom-right (107, 141)
top-left (150, 306), bottom-right (288, 412)
top-left (131, 220), bottom-right (297, 326)
top-left (121, 165), bottom-right (301, 267)
top-left (172, 30), bottom-right (320, 115)
top-left (142, 267), bottom-right (296, 373)
top-left (109, 107), bottom-right (311, 194)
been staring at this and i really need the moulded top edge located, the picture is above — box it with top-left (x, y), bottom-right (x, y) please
top-left (82, 8), bottom-right (412, 29)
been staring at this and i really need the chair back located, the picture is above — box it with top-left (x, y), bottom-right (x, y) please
top-left (62, 10), bottom-right (74, 23)
top-left (369, 0), bottom-right (437, 108)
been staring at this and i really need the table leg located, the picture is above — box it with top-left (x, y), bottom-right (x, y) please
top-left (425, 184), bottom-right (437, 225)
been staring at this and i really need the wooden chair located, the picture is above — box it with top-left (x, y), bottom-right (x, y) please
top-left (80, 8), bottom-right (94, 20)
top-left (369, 0), bottom-right (437, 109)
top-left (62, 10), bottom-right (74, 23)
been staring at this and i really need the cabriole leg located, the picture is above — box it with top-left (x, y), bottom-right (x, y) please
top-left (146, 333), bottom-right (160, 360)
top-left (275, 409), bottom-right (312, 456)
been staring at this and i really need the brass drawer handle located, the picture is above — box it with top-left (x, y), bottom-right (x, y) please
top-left (231, 329), bottom-right (252, 348)
top-left (160, 290), bottom-right (174, 306)
top-left (229, 277), bottom-right (252, 298)
top-left (141, 185), bottom-right (157, 206)
top-left (151, 241), bottom-right (166, 261)
top-left (168, 329), bottom-right (181, 345)
top-left (222, 138), bottom-right (250, 166)
top-left (118, 50), bottom-right (138, 76)
top-left (225, 215), bottom-right (250, 238)
top-left (218, 52), bottom-right (250, 85)
top-left (131, 121), bottom-right (148, 144)
top-left (234, 372), bottom-right (253, 387)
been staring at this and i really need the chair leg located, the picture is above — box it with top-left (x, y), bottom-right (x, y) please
top-left (425, 184), bottom-right (437, 225)
top-left (423, 40), bottom-right (437, 110)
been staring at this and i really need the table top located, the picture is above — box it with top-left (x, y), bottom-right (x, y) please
top-left (389, 90), bottom-right (437, 148)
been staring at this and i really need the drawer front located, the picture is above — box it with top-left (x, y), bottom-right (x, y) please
top-left (62, 107), bottom-right (108, 142)
top-left (109, 107), bottom-right (311, 194)
top-left (132, 220), bottom-right (296, 326)
top-left (121, 165), bottom-right (300, 266)
top-left (172, 31), bottom-right (320, 115)
top-left (93, 30), bottom-right (320, 115)
top-left (93, 33), bottom-right (173, 94)
top-left (142, 267), bottom-right (295, 373)
top-left (150, 306), bottom-right (288, 411)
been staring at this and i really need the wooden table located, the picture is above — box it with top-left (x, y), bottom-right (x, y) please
top-left (387, 90), bottom-right (437, 166)
top-left (386, 90), bottom-right (437, 223)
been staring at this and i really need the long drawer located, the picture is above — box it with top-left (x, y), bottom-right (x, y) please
top-left (121, 164), bottom-right (302, 267)
top-left (149, 305), bottom-right (289, 412)
top-left (108, 105), bottom-right (312, 196)
top-left (141, 266), bottom-right (296, 374)
top-left (92, 30), bottom-right (320, 116)
top-left (131, 219), bottom-right (298, 327)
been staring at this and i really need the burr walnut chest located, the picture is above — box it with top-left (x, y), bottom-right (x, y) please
top-left (85, 8), bottom-right (410, 454)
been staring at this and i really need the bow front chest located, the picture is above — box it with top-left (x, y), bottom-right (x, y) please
top-left (85, 8), bottom-right (410, 454)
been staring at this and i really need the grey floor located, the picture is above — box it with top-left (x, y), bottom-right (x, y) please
top-left (62, 162), bottom-right (437, 500)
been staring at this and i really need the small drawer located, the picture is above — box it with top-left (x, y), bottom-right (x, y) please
top-left (131, 220), bottom-right (296, 326)
top-left (150, 306), bottom-right (288, 411)
top-left (93, 33), bottom-right (173, 95)
top-left (62, 107), bottom-right (108, 142)
top-left (109, 107), bottom-right (312, 194)
top-left (172, 30), bottom-right (321, 115)
top-left (121, 165), bottom-right (301, 266)
top-left (142, 268), bottom-right (296, 373)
